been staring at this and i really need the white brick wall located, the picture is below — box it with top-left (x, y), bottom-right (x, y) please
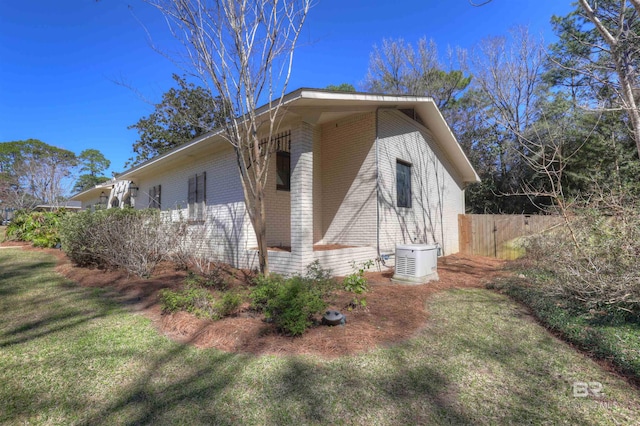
top-left (377, 110), bottom-right (464, 255)
top-left (290, 122), bottom-right (315, 271)
top-left (264, 148), bottom-right (291, 248)
top-left (313, 125), bottom-right (323, 243)
top-left (111, 107), bottom-right (465, 275)
top-left (132, 144), bottom-right (257, 267)
top-left (262, 247), bottom-right (382, 277)
top-left (319, 112), bottom-right (377, 247)
top-left (312, 246), bottom-right (380, 276)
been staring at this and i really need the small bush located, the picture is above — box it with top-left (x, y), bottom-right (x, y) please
top-left (159, 285), bottom-right (218, 319)
top-left (159, 275), bottom-right (242, 321)
top-left (250, 274), bottom-right (284, 311)
top-left (6, 210), bottom-right (67, 248)
top-left (343, 260), bottom-right (373, 308)
top-left (216, 292), bottom-right (242, 317)
top-left (304, 260), bottom-right (338, 297)
top-left (59, 208), bottom-right (174, 277)
top-left (265, 276), bottom-right (327, 336)
top-left (250, 271), bottom-right (329, 336)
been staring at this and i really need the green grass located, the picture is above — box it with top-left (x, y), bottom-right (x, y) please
top-left (1, 249), bottom-right (639, 425)
top-left (0, 226), bottom-right (6, 243)
top-left (492, 274), bottom-right (640, 383)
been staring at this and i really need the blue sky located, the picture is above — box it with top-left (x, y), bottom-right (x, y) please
top-left (0, 0), bottom-right (574, 177)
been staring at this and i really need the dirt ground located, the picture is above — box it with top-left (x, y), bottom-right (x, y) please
top-left (4, 242), bottom-right (507, 358)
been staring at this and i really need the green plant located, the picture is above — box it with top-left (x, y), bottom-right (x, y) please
top-left (303, 260), bottom-right (338, 297)
top-left (159, 285), bottom-right (218, 319)
top-left (5, 210), bottom-right (67, 248)
top-left (184, 271), bottom-right (202, 287)
top-left (215, 292), bottom-right (242, 317)
top-left (343, 260), bottom-right (373, 294)
top-left (250, 273), bottom-right (328, 336)
top-left (249, 274), bottom-right (284, 311)
top-left (343, 259), bottom-right (373, 309)
top-left (265, 276), bottom-right (327, 336)
top-left (161, 273), bottom-right (243, 320)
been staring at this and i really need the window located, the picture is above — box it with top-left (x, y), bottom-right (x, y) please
top-left (148, 185), bottom-right (161, 209)
top-left (261, 130), bottom-right (291, 191)
top-left (396, 160), bottom-right (412, 208)
top-left (276, 151), bottom-right (290, 191)
top-left (188, 172), bottom-right (206, 221)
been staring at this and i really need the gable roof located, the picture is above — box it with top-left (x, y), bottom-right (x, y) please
top-left (93, 89), bottom-right (480, 188)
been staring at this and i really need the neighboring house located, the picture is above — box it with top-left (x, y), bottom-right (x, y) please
top-left (34, 201), bottom-right (82, 212)
top-left (71, 89), bottom-right (479, 276)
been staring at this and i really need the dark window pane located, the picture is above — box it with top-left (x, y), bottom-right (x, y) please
top-left (277, 151), bottom-right (290, 191)
top-left (397, 160), bottom-right (412, 208)
top-left (188, 173), bottom-right (206, 221)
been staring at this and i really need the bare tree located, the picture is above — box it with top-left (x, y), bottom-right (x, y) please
top-left (0, 140), bottom-right (77, 210)
top-left (143, 0), bottom-right (312, 274)
top-left (15, 156), bottom-right (76, 208)
top-left (470, 26), bottom-right (545, 145)
top-left (462, 26), bottom-right (546, 209)
top-left (575, 0), bottom-right (640, 158)
top-left (364, 37), bottom-right (471, 111)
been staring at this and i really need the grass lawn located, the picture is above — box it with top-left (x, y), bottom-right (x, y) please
top-left (1, 249), bottom-right (639, 425)
top-left (492, 272), bottom-right (640, 385)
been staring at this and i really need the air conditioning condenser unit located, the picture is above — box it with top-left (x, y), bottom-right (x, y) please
top-left (392, 244), bottom-right (439, 284)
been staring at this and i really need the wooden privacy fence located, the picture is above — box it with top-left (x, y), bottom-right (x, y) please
top-left (458, 214), bottom-right (563, 259)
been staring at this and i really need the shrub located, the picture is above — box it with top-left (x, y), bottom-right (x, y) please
top-left (522, 206), bottom-right (640, 318)
top-left (264, 276), bottom-right (327, 336)
top-left (159, 285), bottom-right (218, 319)
top-left (6, 210), bottom-right (67, 248)
top-left (343, 260), bottom-right (373, 294)
top-left (165, 209), bottom-right (227, 285)
top-left (159, 275), bottom-right (242, 320)
top-left (250, 270), bottom-right (330, 336)
top-left (59, 208), bottom-right (174, 277)
top-left (304, 260), bottom-right (338, 297)
top-left (250, 274), bottom-right (284, 311)
top-left (216, 292), bottom-right (242, 317)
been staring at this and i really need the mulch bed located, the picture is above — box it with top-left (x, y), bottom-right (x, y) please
top-left (4, 241), bottom-right (506, 358)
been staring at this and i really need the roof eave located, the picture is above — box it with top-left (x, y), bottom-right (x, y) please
top-left (415, 101), bottom-right (480, 185)
top-left (113, 89), bottom-right (479, 185)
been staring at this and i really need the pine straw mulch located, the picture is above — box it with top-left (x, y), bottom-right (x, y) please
top-left (5, 242), bottom-right (507, 359)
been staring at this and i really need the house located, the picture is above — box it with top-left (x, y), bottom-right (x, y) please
top-left (71, 89), bottom-right (479, 276)
top-left (34, 201), bottom-right (82, 212)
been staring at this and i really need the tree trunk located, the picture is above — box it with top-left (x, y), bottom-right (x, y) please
top-left (241, 169), bottom-right (270, 275)
top-left (619, 68), bottom-right (640, 158)
top-left (578, 0), bottom-right (640, 159)
top-left (253, 183), bottom-right (269, 276)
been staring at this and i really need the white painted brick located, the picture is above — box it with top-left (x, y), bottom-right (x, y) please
top-left (101, 107), bottom-right (465, 275)
top-left (319, 112), bottom-right (377, 246)
top-left (377, 110), bottom-right (464, 255)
